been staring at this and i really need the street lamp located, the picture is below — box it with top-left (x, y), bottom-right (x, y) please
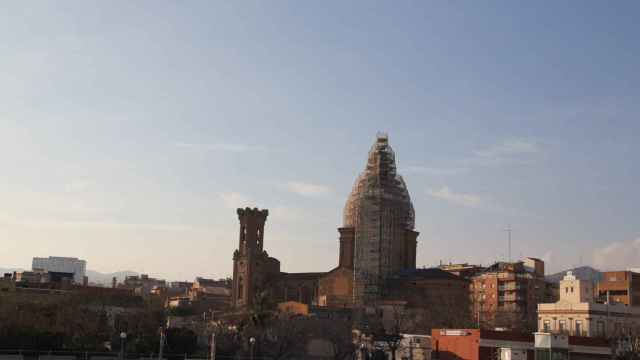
top-left (119, 332), bottom-right (127, 360)
top-left (249, 337), bottom-right (256, 360)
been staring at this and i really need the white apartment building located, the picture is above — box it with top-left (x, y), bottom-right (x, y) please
top-left (32, 256), bottom-right (87, 284)
top-left (538, 271), bottom-right (640, 338)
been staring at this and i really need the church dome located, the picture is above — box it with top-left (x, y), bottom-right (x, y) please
top-left (343, 133), bottom-right (415, 229)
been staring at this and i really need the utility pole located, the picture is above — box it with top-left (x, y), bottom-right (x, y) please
top-left (504, 225), bottom-right (513, 262)
top-left (158, 327), bottom-right (165, 360)
top-left (210, 333), bottom-right (216, 360)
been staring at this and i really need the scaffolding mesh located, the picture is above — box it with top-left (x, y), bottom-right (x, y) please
top-left (343, 134), bottom-right (415, 306)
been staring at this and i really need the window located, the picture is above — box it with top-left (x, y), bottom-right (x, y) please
top-left (597, 321), bottom-right (605, 337)
top-left (543, 320), bottom-right (551, 332)
top-left (575, 320), bottom-right (582, 336)
top-left (571, 287), bottom-right (574, 293)
top-left (559, 320), bottom-right (567, 333)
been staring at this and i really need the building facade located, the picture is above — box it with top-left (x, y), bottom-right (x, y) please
top-left (231, 208), bottom-right (283, 309)
top-left (384, 268), bottom-right (471, 324)
top-left (231, 134), bottom-right (422, 311)
top-left (538, 271), bottom-right (640, 338)
top-left (231, 208), bottom-right (324, 309)
top-left (596, 270), bottom-right (640, 306)
top-left (122, 274), bottom-right (166, 297)
top-left (430, 329), bottom-right (611, 360)
top-left (32, 256), bottom-right (86, 284)
top-left (471, 258), bottom-right (545, 331)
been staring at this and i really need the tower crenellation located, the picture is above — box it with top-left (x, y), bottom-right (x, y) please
top-left (236, 207), bottom-right (268, 255)
top-left (232, 207), bottom-right (275, 309)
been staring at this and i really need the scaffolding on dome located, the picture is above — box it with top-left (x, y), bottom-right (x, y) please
top-left (343, 135), bottom-right (416, 306)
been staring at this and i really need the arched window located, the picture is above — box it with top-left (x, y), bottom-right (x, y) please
top-left (240, 226), bottom-right (246, 249)
top-left (238, 277), bottom-right (244, 300)
top-left (257, 227), bottom-right (262, 250)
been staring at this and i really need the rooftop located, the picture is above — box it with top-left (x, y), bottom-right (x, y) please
top-left (393, 268), bottom-right (465, 281)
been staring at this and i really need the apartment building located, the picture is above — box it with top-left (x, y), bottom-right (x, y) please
top-left (470, 257), bottom-right (545, 331)
top-left (596, 271), bottom-right (640, 306)
top-left (32, 256), bottom-right (87, 284)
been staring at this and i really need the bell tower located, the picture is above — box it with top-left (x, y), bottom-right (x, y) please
top-left (232, 207), bottom-right (270, 309)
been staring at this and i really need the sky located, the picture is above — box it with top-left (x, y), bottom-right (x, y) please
top-left (1, 1), bottom-right (639, 281)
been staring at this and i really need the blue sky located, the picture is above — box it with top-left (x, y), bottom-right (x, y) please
top-left (1, 1), bottom-right (639, 281)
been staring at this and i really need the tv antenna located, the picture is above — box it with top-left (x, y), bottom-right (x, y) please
top-left (504, 225), bottom-right (513, 262)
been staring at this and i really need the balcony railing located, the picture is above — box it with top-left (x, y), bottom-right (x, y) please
top-left (498, 295), bottom-right (526, 302)
top-left (498, 284), bottom-right (525, 291)
top-left (545, 329), bottom-right (588, 337)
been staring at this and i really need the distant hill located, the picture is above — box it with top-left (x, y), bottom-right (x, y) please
top-left (545, 266), bottom-right (602, 283)
top-left (86, 270), bottom-right (138, 285)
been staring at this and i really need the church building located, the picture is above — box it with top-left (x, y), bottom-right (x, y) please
top-left (231, 134), bottom-right (425, 310)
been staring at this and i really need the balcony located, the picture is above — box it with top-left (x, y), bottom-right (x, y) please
top-left (498, 283), bottom-right (525, 291)
top-left (499, 294), bottom-right (526, 302)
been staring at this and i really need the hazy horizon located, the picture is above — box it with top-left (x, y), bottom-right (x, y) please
top-left (2, 1), bottom-right (639, 281)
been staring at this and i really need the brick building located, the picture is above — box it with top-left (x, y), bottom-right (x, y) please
top-left (121, 274), bottom-right (166, 297)
top-left (231, 134), bottom-right (473, 316)
top-left (231, 207), bottom-right (324, 310)
top-left (384, 268), bottom-right (471, 326)
top-left (596, 270), bottom-right (640, 306)
top-left (232, 134), bottom-right (422, 311)
top-left (317, 227), bottom-right (355, 308)
top-left (431, 329), bottom-right (611, 360)
top-left (471, 258), bottom-right (545, 332)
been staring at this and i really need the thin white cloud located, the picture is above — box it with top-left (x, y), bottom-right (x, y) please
top-left (593, 238), bottom-right (640, 271)
top-left (65, 179), bottom-right (92, 192)
top-left (176, 142), bottom-right (265, 153)
top-left (405, 138), bottom-right (541, 178)
top-left (404, 166), bottom-right (469, 176)
top-left (286, 181), bottom-right (331, 197)
top-left (0, 212), bottom-right (204, 232)
top-left (220, 192), bottom-right (253, 209)
top-left (271, 206), bottom-right (305, 222)
top-left (426, 186), bottom-right (483, 208)
top-left (473, 138), bottom-right (539, 163)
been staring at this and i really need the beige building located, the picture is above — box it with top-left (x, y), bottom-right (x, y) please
top-left (538, 271), bottom-right (640, 338)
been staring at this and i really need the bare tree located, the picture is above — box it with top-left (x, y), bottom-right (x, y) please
top-left (310, 318), bottom-right (356, 360)
top-left (612, 334), bottom-right (640, 360)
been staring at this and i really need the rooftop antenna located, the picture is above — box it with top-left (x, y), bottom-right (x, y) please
top-left (504, 225), bottom-right (513, 262)
top-left (579, 254), bottom-right (584, 267)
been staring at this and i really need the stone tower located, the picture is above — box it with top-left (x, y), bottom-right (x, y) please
top-left (343, 133), bottom-right (418, 306)
top-left (232, 207), bottom-right (280, 309)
